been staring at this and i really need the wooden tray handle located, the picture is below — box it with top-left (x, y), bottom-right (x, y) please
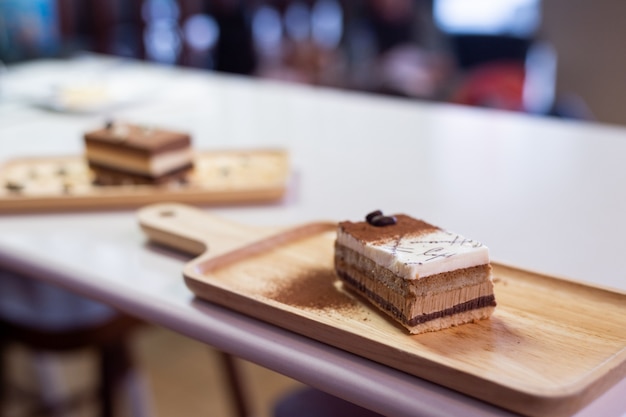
top-left (137, 203), bottom-right (282, 257)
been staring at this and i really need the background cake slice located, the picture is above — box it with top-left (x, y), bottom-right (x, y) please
top-left (84, 122), bottom-right (193, 185)
top-left (334, 211), bottom-right (496, 334)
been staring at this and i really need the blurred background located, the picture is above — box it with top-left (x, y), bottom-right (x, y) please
top-left (1, 2), bottom-right (625, 417)
top-left (2, 0), bottom-right (625, 125)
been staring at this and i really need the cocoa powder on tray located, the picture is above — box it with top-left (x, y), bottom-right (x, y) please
top-left (263, 268), bottom-right (360, 313)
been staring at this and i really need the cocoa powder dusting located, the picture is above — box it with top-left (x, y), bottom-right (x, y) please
top-left (263, 268), bottom-right (360, 313)
top-left (339, 214), bottom-right (440, 244)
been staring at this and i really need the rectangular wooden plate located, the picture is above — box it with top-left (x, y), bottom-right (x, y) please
top-left (0, 149), bottom-right (289, 213)
top-left (138, 203), bottom-right (626, 417)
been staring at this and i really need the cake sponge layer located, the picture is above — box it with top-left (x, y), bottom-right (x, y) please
top-left (84, 123), bottom-right (193, 183)
top-left (86, 142), bottom-right (193, 177)
top-left (336, 245), bottom-right (495, 333)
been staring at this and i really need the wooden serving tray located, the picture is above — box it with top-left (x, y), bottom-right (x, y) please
top-left (138, 203), bottom-right (626, 417)
top-left (0, 149), bottom-right (289, 213)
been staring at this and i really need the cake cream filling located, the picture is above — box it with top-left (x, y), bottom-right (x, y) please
top-left (338, 269), bottom-right (495, 327)
top-left (336, 229), bottom-right (489, 280)
top-left (335, 245), bottom-right (494, 317)
top-left (85, 145), bottom-right (193, 176)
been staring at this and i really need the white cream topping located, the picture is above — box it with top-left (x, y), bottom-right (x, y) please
top-left (337, 228), bottom-right (489, 280)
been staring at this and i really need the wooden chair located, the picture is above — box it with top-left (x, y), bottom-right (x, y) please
top-left (0, 268), bottom-right (252, 417)
top-left (0, 269), bottom-right (150, 417)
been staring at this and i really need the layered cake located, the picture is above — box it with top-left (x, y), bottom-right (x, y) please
top-left (335, 210), bottom-right (496, 334)
top-left (84, 121), bottom-right (193, 185)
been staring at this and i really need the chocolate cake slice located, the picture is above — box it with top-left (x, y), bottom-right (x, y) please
top-left (84, 122), bottom-right (193, 185)
top-left (334, 211), bottom-right (496, 334)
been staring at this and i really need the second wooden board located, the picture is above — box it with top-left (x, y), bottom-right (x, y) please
top-left (138, 203), bottom-right (626, 417)
top-left (0, 149), bottom-right (289, 213)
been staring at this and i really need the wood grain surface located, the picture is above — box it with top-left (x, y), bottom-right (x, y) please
top-left (138, 203), bottom-right (626, 417)
top-left (0, 149), bottom-right (289, 212)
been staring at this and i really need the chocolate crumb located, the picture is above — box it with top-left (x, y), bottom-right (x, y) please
top-left (5, 180), bottom-right (23, 192)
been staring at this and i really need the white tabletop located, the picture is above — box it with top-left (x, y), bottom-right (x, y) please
top-left (0, 56), bottom-right (625, 417)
